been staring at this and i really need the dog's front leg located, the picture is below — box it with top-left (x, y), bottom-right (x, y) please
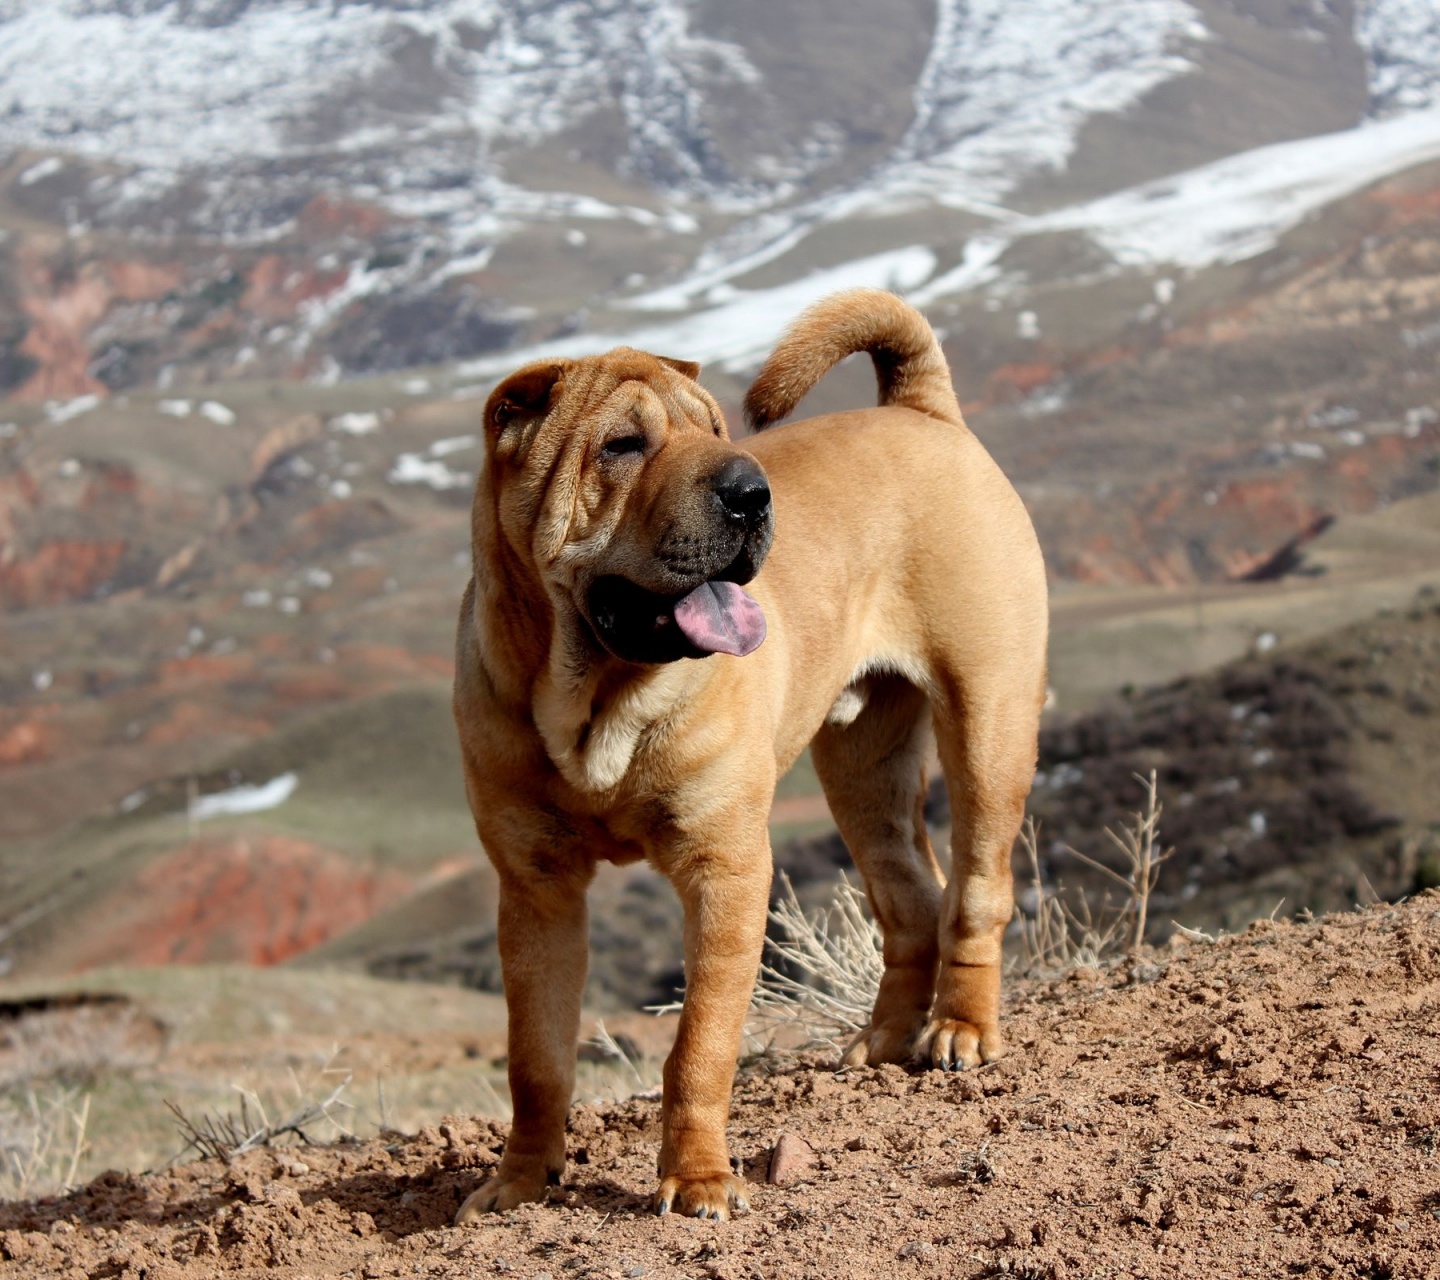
top-left (456, 859), bottom-right (593, 1222)
top-left (655, 843), bottom-right (771, 1219)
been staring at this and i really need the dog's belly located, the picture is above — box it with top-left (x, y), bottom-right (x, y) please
top-left (824, 650), bottom-right (936, 728)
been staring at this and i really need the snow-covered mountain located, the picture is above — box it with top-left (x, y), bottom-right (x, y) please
top-left (1, 0), bottom-right (1439, 390)
top-left (0, 0), bottom-right (1204, 224)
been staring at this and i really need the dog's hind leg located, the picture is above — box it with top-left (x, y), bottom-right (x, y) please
top-left (920, 676), bottom-right (1040, 1070)
top-left (811, 675), bottom-right (946, 1067)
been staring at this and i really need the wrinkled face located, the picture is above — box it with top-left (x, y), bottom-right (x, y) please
top-left (484, 348), bottom-right (774, 664)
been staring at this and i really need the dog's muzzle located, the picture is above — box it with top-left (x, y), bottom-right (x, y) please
top-left (585, 458), bottom-right (774, 666)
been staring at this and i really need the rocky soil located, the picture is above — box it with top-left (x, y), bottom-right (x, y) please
top-left (3, 894), bottom-right (1437, 1279)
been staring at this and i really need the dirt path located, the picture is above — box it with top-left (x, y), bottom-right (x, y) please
top-left (3, 894), bottom-right (1438, 1279)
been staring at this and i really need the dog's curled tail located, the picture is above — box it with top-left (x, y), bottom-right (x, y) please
top-left (744, 288), bottom-right (962, 431)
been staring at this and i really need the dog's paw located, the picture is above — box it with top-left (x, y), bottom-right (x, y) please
top-left (454, 1169), bottom-right (553, 1223)
top-left (918, 1017), bottom-right (1005, 1071)
top-left (653, 1172), bottom-right (750, 1220)
top-left (839, 1021), bottom-right (921, 1068)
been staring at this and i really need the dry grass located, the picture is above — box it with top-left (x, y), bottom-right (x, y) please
top-left (0, 1086), bottom-right (91, 1199)
top-left (0, 998), bottom-right (156, 1091)
top-left (746, 875), bottom-right (883, 1048)
top-left (1014, 769), bottom-right (1175, 976)
top-left (748, 771), bottom-right (1177, 1046)
top-left (578, 1021), bottom-right (665, 1103)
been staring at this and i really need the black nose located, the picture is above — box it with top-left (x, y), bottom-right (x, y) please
top-left (712, 456), bottom-right (771, 524)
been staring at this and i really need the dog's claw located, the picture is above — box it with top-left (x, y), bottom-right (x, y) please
top-left (656, 1199), bottom-right (671, 1216)
top-left (653, 1172), bottom-right (748, 1221)
top-left (841, 1021), bottom-right (925, 1068)
top-left (919, 1017), bottom-right (1004, 1072)
top-left (454, 1166), bottom-right (556, 1223)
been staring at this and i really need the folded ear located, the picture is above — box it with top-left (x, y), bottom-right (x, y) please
top-left (485, 361), bottom-right (567, 456)
top-left (657, 355), bottom-right (701, 381)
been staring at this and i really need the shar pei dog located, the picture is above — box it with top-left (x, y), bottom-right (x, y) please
top-left (452, 288), bottom-right (1047, 1221)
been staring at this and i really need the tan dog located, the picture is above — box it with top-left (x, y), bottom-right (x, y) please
top-left (452, 288), bottom-right (1047, 1222)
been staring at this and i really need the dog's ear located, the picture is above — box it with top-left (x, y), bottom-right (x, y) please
top-left (485, 361), bottom-right (567, 457)
top-left (657, 356), bottom-right (701, 382)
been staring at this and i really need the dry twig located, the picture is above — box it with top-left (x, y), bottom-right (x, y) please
top-left (167, 1064), bottom-right (354, 1163)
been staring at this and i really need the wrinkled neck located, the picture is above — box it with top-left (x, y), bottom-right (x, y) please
top-left (471, 492), bottom-right (554, 707)
top-left (470, 472), bottom-right (704, 793)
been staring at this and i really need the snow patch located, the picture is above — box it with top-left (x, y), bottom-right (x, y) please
top-left (1359, 0), bottom-right (1440, 115)
top-left (463, 246), bottom-right (938, 378)
top-left (638, 0), bottom-right (1204, 308)
top-left (388, 454), bottom-right (473, 491)
top-left (885, 0), bottom-right (1204, 209)
top-left (190, 772), bottom-right (298, 821)
top-left (330, 411), bottom-right (380, 436)
top-left (44, 394), bottom-right (101, 424)
top-left (1040, 106), bottom-right (1440, 269)
top-left (428, 435), bottom-right (477, 458)
top-left (0, 0), bottom-right (765, 250)
top-left (911, 105), bottom-right (1440, 299)
top-left (19, 155), bottom-right (63, 185)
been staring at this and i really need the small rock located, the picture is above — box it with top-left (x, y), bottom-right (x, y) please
top-left (1236, 1055), bottom-right (1285, 1093)
top-left (262, 1182), bottom-right (302, 1213)
top-left (767, 1133), bottom-right (815, 1186)
top-left (898, 1240), bottom-right (938, 1261)
top-left (224, 1170), bottom-right (265, 1203)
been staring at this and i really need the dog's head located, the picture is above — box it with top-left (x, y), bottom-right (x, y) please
top-left (482, 348), bottom-right (773, 665)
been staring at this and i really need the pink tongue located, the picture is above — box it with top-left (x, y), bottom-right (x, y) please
top-left (672, 580), bottom-right (766, 657)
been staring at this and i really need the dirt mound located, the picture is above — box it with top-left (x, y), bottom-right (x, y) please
top-left (54, 835), bottom-right (414, 971)
top-left (3, 894), bottom-right (1436, 1278)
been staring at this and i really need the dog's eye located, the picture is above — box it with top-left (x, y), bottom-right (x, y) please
top-left (601, 434), bottom-right (647, 458)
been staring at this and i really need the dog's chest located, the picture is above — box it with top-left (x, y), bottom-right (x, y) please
top-left (534, 661), bottom-right (693, 795)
